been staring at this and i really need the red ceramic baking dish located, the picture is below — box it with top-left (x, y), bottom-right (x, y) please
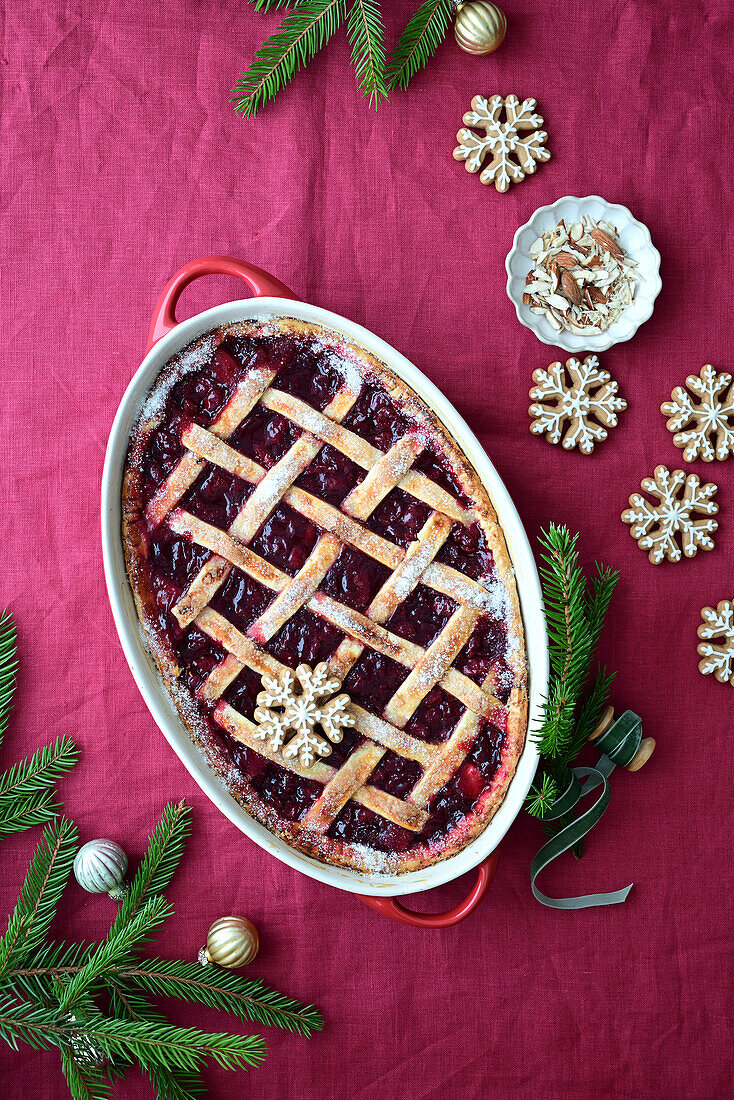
top-left (101, 256), bottom-right (547, 927)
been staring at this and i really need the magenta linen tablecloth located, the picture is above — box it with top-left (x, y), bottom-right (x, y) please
top-left (2, 1), bottom-right (732, 1097)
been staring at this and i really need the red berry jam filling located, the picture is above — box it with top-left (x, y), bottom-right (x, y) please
top-left (249, 504), bottom-right (320, 576)
top-left (457, 614), bottom-right (507, 684)
top-left (295, 443), bottom-right (363, 506)
top-left (366, 488), bottom-right (431, 549)
top-left (268, 608), bottom-right (343, 669)
top-left (367, 750), bottom-right (422, 800)
top-left (274, 348), bottom-right (343, 410)
top-left (413, 447), bottom-right (470, 507)
top-left (211, 570), bottom-right (273, 633)
top-left (404, 686), bottom-right (465, 744)
top-left (177, 627), bottom-right (227, 695)
top-left (228, 407), bottom-right (301, 469)
top-left (342, 650), bottom-right (409, 712)
top-left (256, 765), bottom-right (323, 820)
top-left (321, 545), bottom-right (390, 613)
top-left (327, 803), bottom-right (414, 854)
top-left (436, 520), bottom-right (494, 580)
top-left (386, 585), bottom-right (457, 648)
top-left (342, 384), bottom-right (408, 452)
top-left (182, 467), bottom-right (253, 529)
top-left (224, 665), bottom-right (266, 716)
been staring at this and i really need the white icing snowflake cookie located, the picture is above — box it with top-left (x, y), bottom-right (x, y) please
top-left (529, 354), bottom-right (627, 454)
top-left (253, 662), bottom-right (354, 768)
top-left (453, 95), bottom-right (550, 193)
top-left (697, 601), bottom-right (734, 686)
top-left (661, 363), bottom-right (734, 462)
top-left (621, 466), bottom-right (719, 564)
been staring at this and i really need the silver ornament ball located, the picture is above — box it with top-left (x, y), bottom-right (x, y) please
top-left (73, 838), bottom-right (128, 899)
top-left (454, 1), bottom-right (507, 55)
top-left (202, 915), bottom-right (259, 969)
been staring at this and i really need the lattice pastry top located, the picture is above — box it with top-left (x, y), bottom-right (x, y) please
top-left (123, 318), bottom-right (527, 874)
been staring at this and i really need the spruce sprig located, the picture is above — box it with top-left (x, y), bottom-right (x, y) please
top-left (234, 0), bottom-right (455, 116)
top-left (232, 0), bottom-right (347, 118)
top-left (0, 611), bottom-right (79, 837)
top-left (386, 0), bottom-right (453, 91)
top-left (527, 525), bottom-right (619, 821)
top-left (0, 610), bottom-right (19, 746)
top-left (346, 0), bottom-right (388, 104)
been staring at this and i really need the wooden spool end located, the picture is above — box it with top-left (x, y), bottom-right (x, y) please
top-left (587, 706), bottom-right (655, 771)
top-left (627, 737), bottom-right (656, 772)
top-left (587, 705), bottom-right (615, 742)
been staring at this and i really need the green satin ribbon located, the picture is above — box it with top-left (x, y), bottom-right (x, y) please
top-left (530, 711), bottom-right (642, 910)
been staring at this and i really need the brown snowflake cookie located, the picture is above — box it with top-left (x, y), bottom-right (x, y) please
top-left (697, 601), bottom-right (734, 686)
top-left (621, 466), bottom-right (718, 564)
top-left (661, 363), bottom-right (734, 462)
top-left (529, 354), bottom-right (627, 454)
top-left (453, 95), bottom-right (550, 193)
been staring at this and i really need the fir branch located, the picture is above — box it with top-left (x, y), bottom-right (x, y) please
top-left (231, 0), bottom-right (346, 118)
top-left (572, 666), bottom-right (616, 756)
top-left (110, 800), bottom-right (190, 938)
top-left (107, 983), bottom-right (205, 1100)
top-left (0, 610), bottom-right (18, 747)
top-left (59, 1050), bottom-right (112, 1100)
top-left (57, 896), bottom-right (171, 1014)
top-left (0, 736), bottom-right (79, 831)
top-left (526, 773), bottom-right (559, 819)
top-left (0, 999), bottom-right (267, 1072)
top-left (0, 792), bottom-right (61, 839)
top-left (119, 958), bottom-right (324, 1037)
top-left (78, 1009), bottom-right (267, 1074)
top-left (386, 0), bottom-right (453, 91)
top-left (0, 818), bottom-right (78, 977)
top-left (347, 0), bottom-right (388, 104)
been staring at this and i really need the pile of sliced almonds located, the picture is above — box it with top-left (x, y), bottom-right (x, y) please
top-left (523, 216), bottom-right (640, 334)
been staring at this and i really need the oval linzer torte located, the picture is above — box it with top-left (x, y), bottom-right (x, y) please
top-left (122, 318), bottom-right (527, 873)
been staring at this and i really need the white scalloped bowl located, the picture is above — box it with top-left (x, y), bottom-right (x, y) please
top-left (506, 196), bottom-right (662, 353)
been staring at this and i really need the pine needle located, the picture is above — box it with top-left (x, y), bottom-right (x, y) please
top-left (0, 610), bottom-right (19, 748)
top-left (386, 0), bottom-right (453, 91)
top-left (231, 0), bottom-right (346, 118)
top-left (347, 0), bottom-right (388, 104)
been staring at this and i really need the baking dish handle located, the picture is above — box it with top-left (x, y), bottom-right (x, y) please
top-left (357, 849), bottom-right (500, 928)
top-left (145, 255), bottom-right (301, 354)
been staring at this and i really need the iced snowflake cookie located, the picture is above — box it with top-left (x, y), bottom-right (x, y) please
top-left (697, 601), bottom-right (734, 687)
top-left (453, 95), bottom-right (550, 193)
top-left (529, 355), bottom-right (627, 455)
top-left (661, 364), bottom-right (734, 462)
top-left (621, 466), bottom-right (719, 564)
top-left (524, 217), bottom-right (639, 335)
top-left (253, 662), bottom-right (354, 768)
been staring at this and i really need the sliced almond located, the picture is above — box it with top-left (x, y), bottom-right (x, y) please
top-left (560, 270), bottom-right (582, 306)
top-left (590, 228), bottom-right (624, 260)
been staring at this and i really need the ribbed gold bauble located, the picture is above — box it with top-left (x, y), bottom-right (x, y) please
top-left (205, 915), bottom-right (259, 968)
top-left (454, 1), bottom-right (507, 55)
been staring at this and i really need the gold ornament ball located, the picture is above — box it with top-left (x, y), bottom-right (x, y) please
top-left (205, 915), bottom-right (259, 968)
top-left (454, 1), bottom-right (507, 55)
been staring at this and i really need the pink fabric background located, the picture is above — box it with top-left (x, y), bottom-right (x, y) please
top-left (2, 1), bottom-right (733, 1096)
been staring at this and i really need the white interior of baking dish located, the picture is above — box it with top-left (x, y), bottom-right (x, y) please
top-left (101, 298), bottom-right (547, 897)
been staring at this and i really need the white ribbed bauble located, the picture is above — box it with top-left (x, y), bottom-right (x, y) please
top-left (73, 838), bottom-right (128, 899)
